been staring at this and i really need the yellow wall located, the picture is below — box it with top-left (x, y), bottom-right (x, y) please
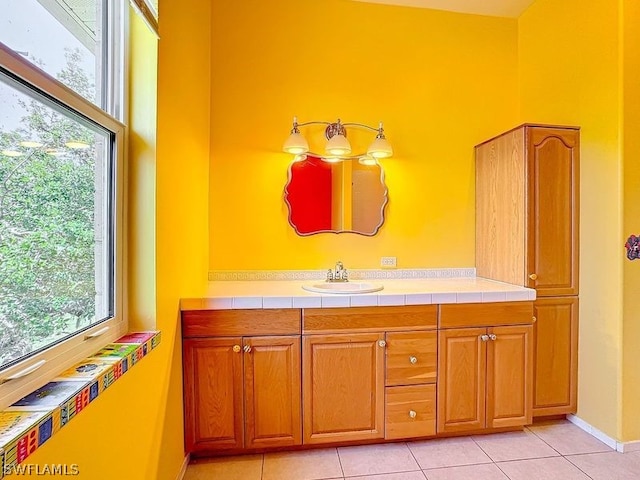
top-left (210, 0), bottom-right (519, 270)
top-left (16, 2), bottom-right (212, 478)
top-left (622, 0), bottom-right (640, 442)
top-left (519, 0), bottom-right (624, 438)
top-left (17, 2), bottom-right (640, 479)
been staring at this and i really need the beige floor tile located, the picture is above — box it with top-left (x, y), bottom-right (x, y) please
top-left (408, 437), bottom-right (492, 469)
top-left (527, 420), bottom-right (613, 455)
top-left (567, 451), bottom-right (640, 479)
top-left (349, 472), bottom-right (427, 480)
top-left (497, 456), bottom-right (591, 479)
top-left (472, 430), bottom-right (560, 462)
top-left (262, 448), bottom-right (343, 480)
top-left (338, 443), bottom-right (420, 477)
top-left (184, 454), bottom-right (263, 480)
top-left (423, 463), bottom-right (508, 480)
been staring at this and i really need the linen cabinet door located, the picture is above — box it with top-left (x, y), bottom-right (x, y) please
top-left (526, 127), bottom-right (579, 296)
top-left (303, 333), bottom-right (385, 444)
top-left (486, 325), bottom-right (533, 428)
top-left (437, 328), bottom-right (487, 433)
top-left (183, 337), bottom-right (243, 452)
top-left (244, 336), bottom-right (302, 449)
top-left (533, 297), bottom-right (578, 416)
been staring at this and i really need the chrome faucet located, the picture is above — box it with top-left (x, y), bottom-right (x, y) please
top-left (327, 261), bottom-right (349, 282)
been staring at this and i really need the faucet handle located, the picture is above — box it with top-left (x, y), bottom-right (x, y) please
top-left (326, 269), bottom-right (333, 281)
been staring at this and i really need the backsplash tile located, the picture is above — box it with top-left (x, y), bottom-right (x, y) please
top-left (209, 268), bottom-right (476, 282)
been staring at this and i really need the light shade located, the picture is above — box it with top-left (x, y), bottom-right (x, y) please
top-left (325, 134), bottom-right (351, 156)
top-left (1, 149), bottom-right (23, 157)
top-left (367, 136), bottom-right (393, 159)
top-left (283, 132), bottom-right (309, 155)
top-left (20, 140), bottom-right (43, 148)
top-left (65, 141), bottom-right (90, 149)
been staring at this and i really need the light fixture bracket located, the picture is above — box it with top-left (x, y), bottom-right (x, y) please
top-left (325, 121), bottom-right (347, 140)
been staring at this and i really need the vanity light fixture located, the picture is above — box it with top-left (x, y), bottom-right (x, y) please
top-left (283, 116), bottom-right (393, 162)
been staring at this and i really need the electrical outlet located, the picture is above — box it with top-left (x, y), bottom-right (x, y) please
top-left (380, 256), bottom-right (397, 268)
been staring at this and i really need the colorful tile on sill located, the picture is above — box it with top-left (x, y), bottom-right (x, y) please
top-left (88, 343), bottom-right (137, 373)
top-left (91, 343), bottom-right (138, 360)
top-left (115, 331), bottom-right (157, 344)
top-left (55, 359), bottom-right (114, 382)
top-left (0, 411), bottom-right (50, 449)
top-left (0, 410), bottom-right (58, 473)
top-left (8, 380), bottom-right (93, 428)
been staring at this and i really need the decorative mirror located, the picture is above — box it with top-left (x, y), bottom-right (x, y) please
top-left (284, 155), bottom-right (389, 236)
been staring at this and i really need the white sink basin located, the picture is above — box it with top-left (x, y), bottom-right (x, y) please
top-left (302, 282), bottom-right (384, 294)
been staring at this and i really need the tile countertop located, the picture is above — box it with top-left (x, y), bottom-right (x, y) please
top-left (180, 277), bottom-right (536, 311)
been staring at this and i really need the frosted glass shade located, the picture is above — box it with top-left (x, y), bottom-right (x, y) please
top-left (367, 137), bottom-right (393, 159)
top-left (283, 132), bottom-right (309, 154)
top-left (325, 134), bottom-right (351, 156)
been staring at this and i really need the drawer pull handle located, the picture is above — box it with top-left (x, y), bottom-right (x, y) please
top-left (529, 273), bottom-right (538, 280)
top-left (409, 410), bottom-right (417, 419)
top-left (378, 340), bottom-right (386, 348)
top-left (243, 345), bottom-right (252, 353)
top-left (489, 334), bottom-right (497, 341)
top-left (480, 334), bottom-right (490, 342)
top-left (409, 356), bottom-right (418, 364)
top-left (532, 316), bottom-right (537, 323)
top-left (232, 345), bottom-right (241, 353)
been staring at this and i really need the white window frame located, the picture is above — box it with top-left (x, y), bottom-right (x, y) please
top-left (0, 29), bottom-right (127, 410)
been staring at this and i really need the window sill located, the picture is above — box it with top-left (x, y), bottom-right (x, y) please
top-left (0, 331), bottom-right (161, 477)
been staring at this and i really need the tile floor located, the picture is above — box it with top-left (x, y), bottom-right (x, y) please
top-left (184, 420), bottom-right (640, 480)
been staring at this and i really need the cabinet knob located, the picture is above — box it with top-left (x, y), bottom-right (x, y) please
top-left (409, 356), bottom-right (418, 364)
top-left (378, 340), bottom-right (386, 348)
top-left (489, 334), bottom-right (497, 341)
top-left (529, 273), bottom-right (538, 280)
top-left (232, 345), bottom-right (241, 353)
top-left (480, 334), bottom-right (490, 342)
top-left (532, 316), bottom-right (537, 323)
top-left (409, 410), bottom-right (417, 419)
top-left (243, 345), bottom-right (252, 353)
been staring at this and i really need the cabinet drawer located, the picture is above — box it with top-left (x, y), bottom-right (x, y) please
top-left (439, 302), bottom-right (533, 329)
top-left (385, 385), bottom-right (436, 440)
top-left (303, 306), bottom-right (437, 333)
top-left (182, 309), bottom-right (301, 337)
top-left (386, 331), bottom-right (437, 386)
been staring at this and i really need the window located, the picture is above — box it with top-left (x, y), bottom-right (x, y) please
top-left (0, 0), bottom-right (126, 409)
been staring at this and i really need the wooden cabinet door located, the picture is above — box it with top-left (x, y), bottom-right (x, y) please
top-left (303, 333), bottom-right (385, 444)
top-left (527, 127), bottom-right (579, 296)
top-left (183, 337), bottom-right (243, 452)
top-left (244, 336), bottom-right (301, 448)
top-left (437, 328), bottom-right (486, 433)
top-left (486, 325), bottom-right (533, 428)
top-left (533, 297), bottom-right (579, 416)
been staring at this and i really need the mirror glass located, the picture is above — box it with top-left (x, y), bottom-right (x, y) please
top-left (284, 155), bottom-right (388, 236)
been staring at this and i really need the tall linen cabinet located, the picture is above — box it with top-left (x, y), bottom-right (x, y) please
top-left (475, 124), bottom-right (579, 417)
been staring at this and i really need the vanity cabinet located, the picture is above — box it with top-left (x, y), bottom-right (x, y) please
top-left (533, 297), bottom-right (579, 415)
top-left (476, 124), bottom-right (579, 417)
top-left (182, 309), bottom-right (301, 453)
top-left (302, 332), bottom-right (385, 444)
top-left (302, 306), bottom-right (437, 444)
top-left (437, 303), bottom-right (533, 434)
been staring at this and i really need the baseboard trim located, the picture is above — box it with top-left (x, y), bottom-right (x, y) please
top-left (175, 454), bottom-right (190, 480)
top-left (567, 414), bottom-right (640, 453)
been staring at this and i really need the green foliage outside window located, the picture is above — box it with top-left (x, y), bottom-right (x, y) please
top-left (0, 50), bottom-right (99, 367)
